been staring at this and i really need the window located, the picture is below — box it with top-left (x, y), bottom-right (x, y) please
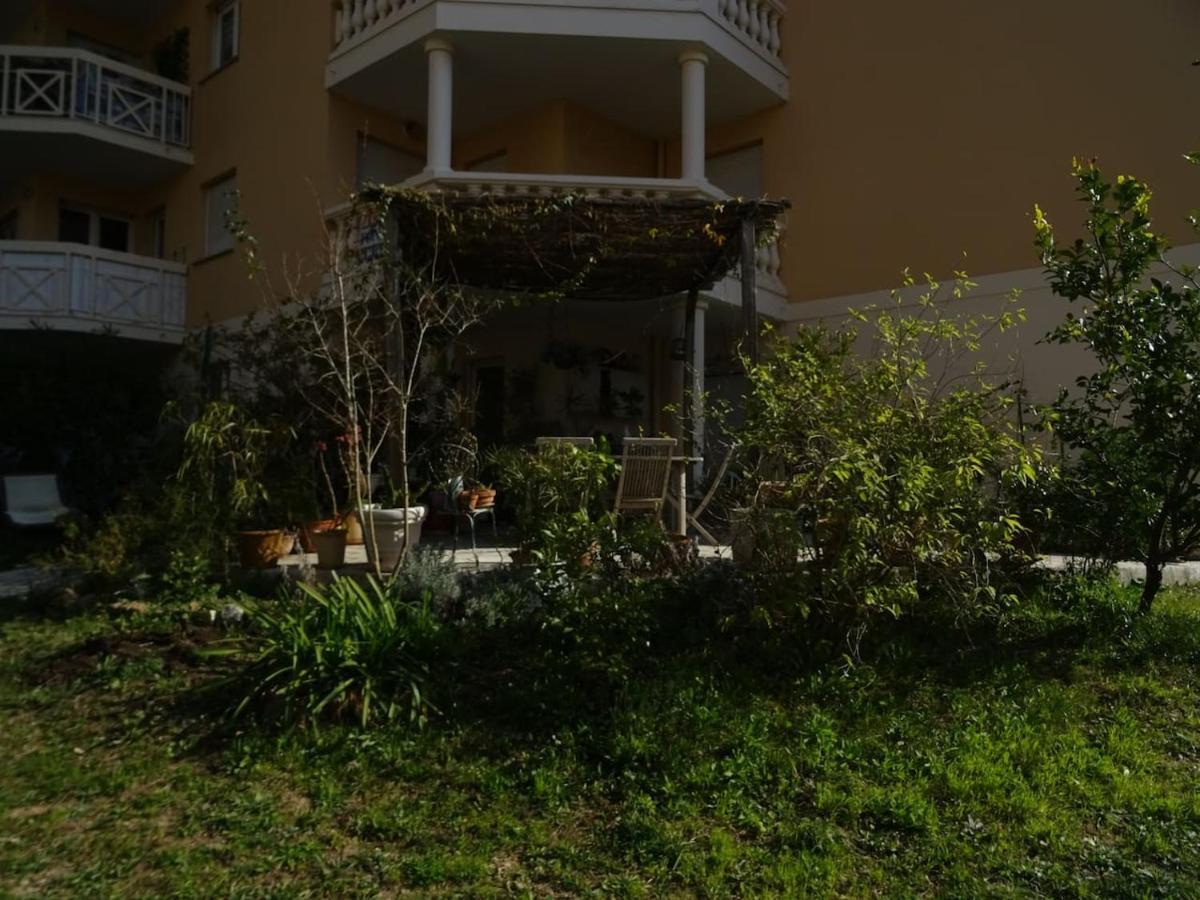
top-left (707, 143), bottom-right (764, 200)
top-left (0, 211), bottom-right (17, 240)
top-left (210, 0), bottom-right (239, 71)
top-left (204, 173), bottom-right (238, 257)
top-left (57, 206), bottom-right (131, 253)
top-left (151, 209), bottom-right (167, 259)
top-left (356, 137), bottom-right (423, 189)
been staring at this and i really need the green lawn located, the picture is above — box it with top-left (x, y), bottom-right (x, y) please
top-left (2, 583), bottom-right (1200, 897)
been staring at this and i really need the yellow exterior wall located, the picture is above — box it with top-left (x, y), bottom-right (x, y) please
top-left (6, 0), bottom-right (1199, 323)
top-left (754, 0), bottom-right (1200, 302)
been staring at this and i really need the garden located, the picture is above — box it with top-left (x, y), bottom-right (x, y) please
top-left (4, 161), bottom-right (1200, 896)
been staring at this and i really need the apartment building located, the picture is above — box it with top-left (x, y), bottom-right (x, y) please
top-left (1, 0), bottom-right (1197, 455)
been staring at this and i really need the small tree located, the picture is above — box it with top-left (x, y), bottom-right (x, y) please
top-left (1034, 157), bottom-right (1200, 613)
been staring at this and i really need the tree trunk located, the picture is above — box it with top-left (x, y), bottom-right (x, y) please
top-left (1139, 559), bottom-right (1164, 615)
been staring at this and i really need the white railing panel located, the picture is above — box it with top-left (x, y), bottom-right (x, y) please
top-left (330, 0), bottom-right (784, 64)
top-left (0, 242), bottom-right (187, 334)
top-left (0, 45), bottom-right (191, 150)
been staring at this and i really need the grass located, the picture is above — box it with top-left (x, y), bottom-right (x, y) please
top-left (2, 581), bottom-right (1200, 896)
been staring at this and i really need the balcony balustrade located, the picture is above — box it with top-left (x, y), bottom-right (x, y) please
top-left (333, 0), bottom-right (784, 66)
top-left (0, 242), bottom-right (187, 342)
top-left (0, 46), bottom-right (191, 156)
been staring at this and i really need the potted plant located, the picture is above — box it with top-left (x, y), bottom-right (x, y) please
top-left (177, 401), bottom-right (291, 571)
top-left (360, 502), bottom-right (427, 572)
top-left (302, 439), bottom-right (348, 567)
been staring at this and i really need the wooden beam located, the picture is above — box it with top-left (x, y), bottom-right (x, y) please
top-left (683, 287), bottom-right (698, 460)
top-left (740, 218), bottom-right (758, 366)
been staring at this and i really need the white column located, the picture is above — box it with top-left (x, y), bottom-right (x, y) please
top-left (678, 50), bottom-right (708, 183)
top-left (424, 37), bottom-right (454, 175)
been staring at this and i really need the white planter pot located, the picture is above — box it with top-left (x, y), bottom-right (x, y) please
top-left (361, 506), bottom-right (427, 571)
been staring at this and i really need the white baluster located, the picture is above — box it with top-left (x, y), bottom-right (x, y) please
top-left (350, 0), bottom-right (365, 36)
top-left (363, 0), bottom-right (377, 27)
top-left (757, 3), bottom-right (771, 47)
top-left (768, 10), bottom-right (781, 55)
top-left (768, 241), bottom-right (781, 278)
top-left (334, 3), bottom-right (344, 44)
top-left (718, 0), bottom-right (732, 21)
top-left (755, 242), bottom-right (769, 273)
top-left (736, 0), bottom-right (749, 32)
top-left (375, 0), bottom-right (389, 23)
top-left (746, 0), bottom-right (761, 42)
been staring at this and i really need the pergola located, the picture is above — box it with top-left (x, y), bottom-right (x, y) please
top-left (356, 188), bottom-right (789, 511)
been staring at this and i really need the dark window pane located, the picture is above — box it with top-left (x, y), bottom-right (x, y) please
top-left (58, 208), bottom-right (90, 244)
top-left (219, 10), bottom-right (236, 64)
top-left (98, 217), bottom-right (130, 252)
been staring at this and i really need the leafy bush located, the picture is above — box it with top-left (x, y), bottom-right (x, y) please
top-left (491, 442), bottom-right (619, 571)
top-left (733, 276), bottom-right (1039, 634)
top-left (1034, 158), bottom-right (1200, 613)
top-left (229, 576), bottom-right (440, 729)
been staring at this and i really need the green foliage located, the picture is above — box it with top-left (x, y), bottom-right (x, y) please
top-left (5, 577), bottom-right (1200, 895)
top-left (157, 550), bottom-right (220, 607)
top-left (228, 576), bottom-right (439, 729)
top-left (1034, 158), bottom-right (1200, 612)
top-left (491, 441), bottom-right (619, 570)
top-left (734, 276), bottom-right (1038, 633)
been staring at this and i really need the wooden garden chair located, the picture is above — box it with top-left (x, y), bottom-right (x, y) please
top-left (613, 437), bottom-right (676, 519)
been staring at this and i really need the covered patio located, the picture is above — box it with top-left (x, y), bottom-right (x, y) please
top-left (362, 188), bottom-right (789, 542)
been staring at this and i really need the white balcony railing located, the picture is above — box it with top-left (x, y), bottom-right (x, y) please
top-left (0, 242), bottom-right (187, 339)
top-left (0, 46), bottom-right (191, 150)
top-left (332, 0), bottom-right (785, 64)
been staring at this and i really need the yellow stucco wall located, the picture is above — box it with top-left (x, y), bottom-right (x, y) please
top-left (5, 0), bottom-right (1198, 323)
top-left (753, 0), bottom-right (1200, 302)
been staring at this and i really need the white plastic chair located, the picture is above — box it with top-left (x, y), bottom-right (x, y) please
top-left (3, 474), bottom-right (70, 526)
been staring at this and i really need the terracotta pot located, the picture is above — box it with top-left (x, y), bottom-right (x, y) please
top-left (299, 518), bottom-right (339, 553)
top-left (473, 488), bottom-right (497, 509)
top-left (343, 506), bottom-right (376, 545)
top-left (312, 529), bottom-right (348, 569)
top-left (236, 529), bottom-right (289, 569)
top-left (457, 491), bottom-right (478, 510)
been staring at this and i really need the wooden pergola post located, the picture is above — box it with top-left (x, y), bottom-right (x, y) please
top-left (740, 217), bottom-right (758, 366)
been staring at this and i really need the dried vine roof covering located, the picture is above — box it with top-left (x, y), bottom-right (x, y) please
top-left (358, 188), bottom-right (790, 302)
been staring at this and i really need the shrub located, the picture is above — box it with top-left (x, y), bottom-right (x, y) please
top-left (1034, 158), bottom-right (1200, 613)
top-left (228, 576), bottom-right (439, 729)
top-left (491, 441), bottom-right (619, 572)
top-left (733, 275), bottom-right (1039, 634)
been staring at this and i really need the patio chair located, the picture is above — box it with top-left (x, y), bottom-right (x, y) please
top-left (535, 436), bottom-right (595, 449)
top-left (687, 442), bottom-right (740, 545)
top-left (613, 437), bottom-right (676, 518)
top-left (444, 475), bottom-right (497, 565)
top-left (3, 474), bottom-right (71, 527)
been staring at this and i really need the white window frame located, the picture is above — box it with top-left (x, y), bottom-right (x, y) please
top-left (59, 205), bottom-right (133, 253)
top-left (203, 173), bottom-right (239, 257)
top-left (210, 0), bottom-right (240, 72)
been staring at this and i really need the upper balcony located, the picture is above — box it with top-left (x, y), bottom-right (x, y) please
top-left (0, 46), bottom-right (192, 188)
top-left (325, 0), bottom-right (787, 140)
top-left (0, 241), bottom-right (187, 343)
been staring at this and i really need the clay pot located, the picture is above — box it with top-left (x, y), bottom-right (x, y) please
top-left (299, 518), bottom-right (339, 553)
top-left (473, 488), bottom-right (497, 509)
top-left (312, 529), bottom-right (348, 569)
top-left (236, 529), bottom-right (290, 569)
